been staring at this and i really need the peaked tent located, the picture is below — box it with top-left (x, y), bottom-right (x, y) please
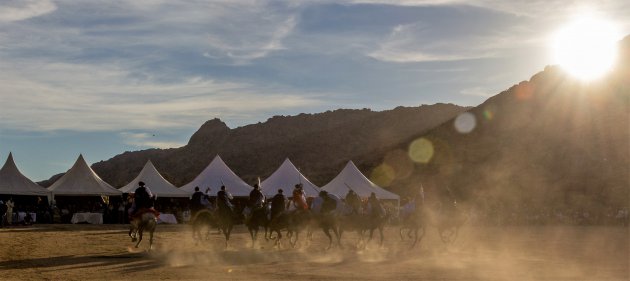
top-left (261, 158), bottom-right (320, 197)
top-left (120, 160), bottom-right (189, 197)
top-left (321, 161), bottom-right (400, 201)
top-left (47, 154), bottom-right (122, 196)
top-left (0, 153), bottom-right (50, 196)
top-left (180, 155), bottom-right (253, 197)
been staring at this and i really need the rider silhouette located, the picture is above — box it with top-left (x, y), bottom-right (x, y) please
top-left (345, 189), bottom-right (361, 214)
top-left (271, 189), bottom-right (286, 220)
top-left (129, 181), bottom-right (155, 218)
top-left (249, 184), bottom-right (265, 210)
top-left (190, 186), bottom-right (204, 215)
top-left (367, 192), bottom-right (384, 218)
top-left (319, 191), bottom-right (337, 215)
top-left (217, 185), bottom-right (234, 216)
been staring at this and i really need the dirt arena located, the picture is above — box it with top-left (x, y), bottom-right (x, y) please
top-left (0, 223), bottom-right (628, 281)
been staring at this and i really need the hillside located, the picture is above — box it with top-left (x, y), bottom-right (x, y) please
top-left (37, 104), bottom-right (466, 188)
top-left (384, 36), bottom-right (630, 215)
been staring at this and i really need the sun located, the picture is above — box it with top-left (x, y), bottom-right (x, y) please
top-left (552, 15), bottom-right (621, 81)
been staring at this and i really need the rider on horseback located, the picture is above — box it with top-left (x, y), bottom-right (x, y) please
top-left (367, 192), bottom-right (385, 218)
top-left (319, 190), bottom-right (338, 215)
top-left (271, 189), bottom-right (286, 220)
top-left (289, 184), bottom-right (309, 211)
top-left (129, 181), bottom-right (158, 219)
top-left (345, 189), bottom-right (361, 214)
top-left (190, 186), bottom-right (204, 215)
top-left (249, 184), bottom-right (266, 210)
top-left (217, 185), bottom-right (235, 218)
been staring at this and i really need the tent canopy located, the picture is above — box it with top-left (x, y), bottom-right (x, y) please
top-left (321, 161), bottom-right (399, 200)
top-left (47, 154), bottom-right (122, 196)
top-left (120, 160), bottom-right (189, 197)
top-left (261, 158), bottom-right (319, 197)
top-left (180, 155), bottom-right (253, 197)
top-left (0, 152), bottom-right (50, 196)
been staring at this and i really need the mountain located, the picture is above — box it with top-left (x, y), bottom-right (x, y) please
top-left (384, 35), bottom-right (630, 214)
top-left (37, 104), bottom-right (467, 188)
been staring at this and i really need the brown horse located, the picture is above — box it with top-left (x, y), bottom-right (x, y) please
top-left (190, 208), bottom-right (218, 243)
top-left (129, 212), bottom-right (157, 250)
top-left (339, 211), bottom-right (389, 249)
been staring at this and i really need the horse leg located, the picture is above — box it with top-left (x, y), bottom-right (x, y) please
top-left (322, 228), bottom-right (333, 250)
top-left (149, 226), bottom-right (154, 250)
top-left (135, 228), bottom-right (143, 248)
top-left (411, 227), bottom-right (418, 248)
top-left (378, 226), bottom-right (384, 247)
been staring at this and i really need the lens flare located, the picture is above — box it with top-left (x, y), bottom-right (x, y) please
top-left (408, 138), bottom-right (434, 164)
top-left (370, 163), bottom-right (396, 187)
top-left (454, 112), bottom-right (476, 134)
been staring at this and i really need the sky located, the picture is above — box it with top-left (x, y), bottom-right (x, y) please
top-left (1, 0), bottom-right (629, 182)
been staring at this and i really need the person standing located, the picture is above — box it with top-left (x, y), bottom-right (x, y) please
top-left (0, 200), bottom-right (6, 227)
top-left (6, 197), bottom-right (14, 226)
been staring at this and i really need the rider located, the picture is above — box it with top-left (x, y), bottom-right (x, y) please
top-left (129, 181), bottom-right (155, 218)
top-left (249, 184), bottom-right (266, 210)
top-left (190, 186), bottom-right (204, 215)
top-left (270, 189), bottom-right (286, 220)
top-left (217, 185), bottom-right (235, 217)
top-left (290, 184), bottom-right (309, 211)
top-left (345, 189), bottom-right (361, 214)
top-left (319, 190), bottom-right (337, 215)
top-left (367, 192), bottom-right (385, 218)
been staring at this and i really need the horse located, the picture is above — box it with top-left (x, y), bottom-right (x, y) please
top-left (430, 206), bottom-right (468, 244)
top-left (190, 208), bottom-right (218, 243)
top-left (215, 205), bottom-right (242, 248)
top-left (339, 211), bottom-right (389, 249)
top-left (314, 211), bottom-right (342, 250)
top-left (399, 210), bottom-right (427, 248)
top-left (268, 210), bottom-right (311, 249)
top-left (129, 211), bottom-right (157, 250)
top-left (243, 202), bottom-right (271, 248)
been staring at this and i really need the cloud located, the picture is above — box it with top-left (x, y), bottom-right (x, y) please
top-left (119, 132), bottom-right (185, 149)
top-left (459, 87), bottom-right (494, 98)
top-left (0, 0), bottom-right (56, 22)
top-left (0, 61), bottom-right (325, 132)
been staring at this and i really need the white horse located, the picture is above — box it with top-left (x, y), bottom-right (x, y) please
top-left (129, 212), bottom-right (157, 250)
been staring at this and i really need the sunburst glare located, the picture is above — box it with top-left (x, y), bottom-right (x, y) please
top-left (552, 14), bottom-right (621, 81)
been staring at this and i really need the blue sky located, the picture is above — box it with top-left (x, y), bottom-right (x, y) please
top-left (1, 0), bottom-right (628, 182)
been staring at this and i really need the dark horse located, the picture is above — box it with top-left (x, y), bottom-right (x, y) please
top-left (340, 211), bottom-right (389, 249)
top-left (268, 210), bottom-right (311, 249)
top-left (216, 206), bottom-right (242, 248)
top-left (399, 210), bottom-right (427, 248)
top-left (243, 203), bottom-right (271, 248)
top-left (314, 211), bottom-right (342, 250)
top-left (431, 206), bottom-right (468, 244)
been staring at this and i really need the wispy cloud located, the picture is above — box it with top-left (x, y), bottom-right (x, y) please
top-left (0, 61), bottom-right (324, 132)
top-left (119, 132), bottom-right (185, 149)
top-left (0, 0), bottom-right (56, 22)
top-left (459, 87), bottom-right (494, 98)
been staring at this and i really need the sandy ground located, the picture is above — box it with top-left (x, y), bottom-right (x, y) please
top-left (0, 223), bottom-right (628, 281)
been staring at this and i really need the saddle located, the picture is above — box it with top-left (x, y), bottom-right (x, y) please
top-left (130, 208), bottom-right (160, 221)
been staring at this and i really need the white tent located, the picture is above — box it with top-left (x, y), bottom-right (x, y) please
top-left (47, 154), bottom-right (122, 196)
top-left (321, 161), bottom-right (400, 201)
top-left (261, 158), bottom-right (320, 197)
top-left (0, 153), bottom-right (50, 196)
top-left (180, 155), bottom-right (253, 197)
top-left (120, 160), bottom-right (189, 197)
